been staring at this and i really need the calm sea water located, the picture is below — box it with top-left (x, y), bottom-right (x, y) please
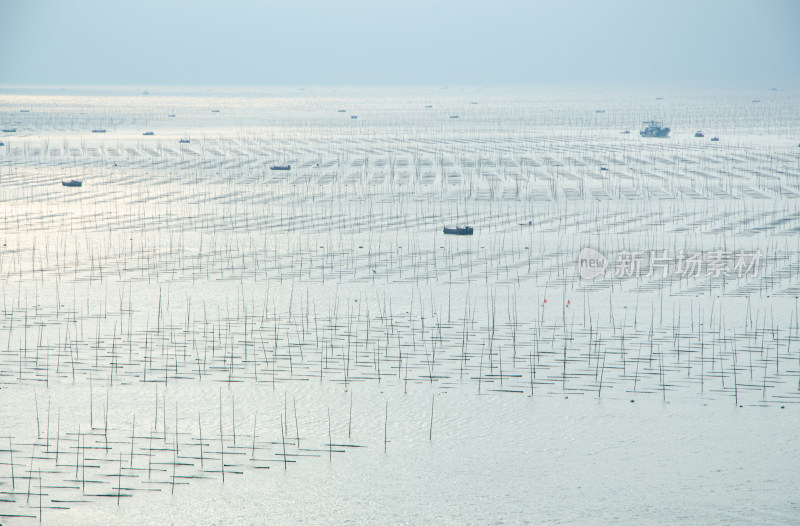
top-left (0, 86), bottom-right (799, 524)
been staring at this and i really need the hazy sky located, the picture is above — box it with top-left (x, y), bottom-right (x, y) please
top-left (1, 0), bottom-right (798, 86)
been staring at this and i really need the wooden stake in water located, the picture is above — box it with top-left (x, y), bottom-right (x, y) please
top-left (38, 467), bottom-right (42, 524)
top-left (251, 412), bottom-right (257, 460)
top-left (75, 426), bottom-right (80, 480)
top-left (429, 395), bottom-right (434, 441)
top-left (280, 413), bottom-right (287, 470)
top-left (35, 390), bottom-right (40, 439)
top-left (117, 452), bottom-right (123, 505)
top-left (9, 436), bottom-right (15, 489)
top-left (130, 414), bottom-right (135, 468)
top-left (171, 434), bottom-right (177, 494)
top-left (55, 409), bottom-right (60, 465)
top-left (293, 396), bottom-right (300, 449)
top-left (327, 407), bottom-right (332, 461)
top-left (384, 401), bottom-right (388, 452)
top-left (198, 411), bottom-right (204, 469)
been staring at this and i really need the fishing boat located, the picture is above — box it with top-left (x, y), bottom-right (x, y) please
top-left (337, 109), bottom-right (347, 112)
top-left (92, 129), bottom-right (106, 133)
top-left (443, 226), bottom-right (473, 236)
top-left (2, 128), bottom-right (16, 133)
top-left (694, 131), bottom-right (704, 137)
top-left (179, 139), bottom-right (190, 143)
top-left (0, 142), bottom-right (5, 146)
top-left (270, 165), bottom-right (291, 171)
top-left (449, 115), bottom-right (459, 119)
top-left (168, 114), bottom-right (176, 117)
top-left (351, 115), bottom-right (358, 119)
top-left (711, 137), bottom-right (719, 142)
top-left (62, 180), bottom-right (82, 187)
top-left (143, 131), bottom-right (154, 136)
top-left (640, 121), bottom-right (670, 138)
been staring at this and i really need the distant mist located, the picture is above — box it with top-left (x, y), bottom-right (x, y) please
top-left (1, 0), bottom-right (798, 87)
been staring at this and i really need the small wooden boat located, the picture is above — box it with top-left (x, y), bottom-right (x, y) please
top-left (694, 131), bottom-right (704, 137)
top-left (270, 165), bottom-right (291, 171)
top-left (443, 226), bottom-right (473, 235)
top-left (337, 109), bottom-right (347, 112)
top-left (92, 129), bottom-right (106, 133)
top-left (350, 115), bottom-right (358, 119)
top-left (143, 131), bottom-right (154, 136)
top-left (62, 180), bottom-right (82, 187)
top-left (179, 139), bottom-right (190, 143)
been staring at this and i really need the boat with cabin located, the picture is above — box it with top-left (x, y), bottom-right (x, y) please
top-left (640, 121), bottom-right (670, 138)
top-left (443, 226), bottom-right (473, 236)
